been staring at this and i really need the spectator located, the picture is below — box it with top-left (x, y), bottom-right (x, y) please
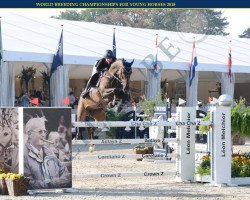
top-left (48, 131), bottom-right (70, 162)
top-left (20, 92), bottom-right (31, 107)
top-left (23, 117), bottom-right (70, 189)
top-left (69, 92), bottom-right (76, 109)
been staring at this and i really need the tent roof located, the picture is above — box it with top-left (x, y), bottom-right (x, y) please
top-left (1, 11), bottom-right (250, 80)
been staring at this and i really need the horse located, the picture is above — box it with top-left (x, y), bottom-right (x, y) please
top-left (0, 124), bottom-right (19, 173)
top-left (77, 58), bottom-right (134, 139)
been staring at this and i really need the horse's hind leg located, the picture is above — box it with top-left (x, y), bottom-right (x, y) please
top-left (87, 127), bottom-right (95, 140)
top-left (76, 97), bottom-right (87, 139)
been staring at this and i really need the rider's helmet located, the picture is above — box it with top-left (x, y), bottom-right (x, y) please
top-left (104, 50), bottom-right (116, 59)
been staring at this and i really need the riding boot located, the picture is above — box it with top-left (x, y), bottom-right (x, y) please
top-left (81, 80), bottom-right (92, 98)
top-left (81, 72), bottom-right (100, 98)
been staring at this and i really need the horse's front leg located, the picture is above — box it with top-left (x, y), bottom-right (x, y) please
top-left (76, 97), bottom-right (87, 139)
top-left (108, 95), bottom-right (116, 108)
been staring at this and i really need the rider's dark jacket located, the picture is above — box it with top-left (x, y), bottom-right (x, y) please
top-left (80, 58), bottom-right (116, 98)
top-left (95, 58), bottom-right (110, 72)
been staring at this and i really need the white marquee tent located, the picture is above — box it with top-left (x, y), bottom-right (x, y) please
top-left (1, 12), bottom-right (250, 106)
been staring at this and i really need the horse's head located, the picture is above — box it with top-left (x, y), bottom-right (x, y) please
top-left (109, 59), bottom-right (134, 102)
top-left (0, 125), bottom-right (14, 147)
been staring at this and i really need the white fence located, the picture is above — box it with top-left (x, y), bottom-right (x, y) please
top-left (73, 106), bottom-right (232, 186)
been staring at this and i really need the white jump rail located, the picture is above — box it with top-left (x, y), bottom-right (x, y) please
top-left (72, 100), bottom-right (233, 186)
top-left (73, 138), bottom-right (177, 145)
top-left (73, 171), bottom-right (176, 178)
top-left (73, 153), bottom-right (178, 160)
top-left (72, 120), bottom-right (211, 128)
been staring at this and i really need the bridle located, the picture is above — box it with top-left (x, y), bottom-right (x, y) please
top-left (104, 66), bottom-right (129, 89)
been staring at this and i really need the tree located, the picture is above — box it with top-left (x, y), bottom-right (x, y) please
top-left (239, 28), bottom-right (250, 38)
top-left (51, 10), bottom-right (84, 21)
top-left (52, 9), bottom-right (229, 35)
top-left (203, 10), bottom-right (229, 36)
top-left (52, 9), bottom-right (151, 27)
top-left (40, 70), bottom-right (50, 99)
top-left (149, 9), bottom-right (229, 35)
top-left (20, 66), bottom-right (36, 94)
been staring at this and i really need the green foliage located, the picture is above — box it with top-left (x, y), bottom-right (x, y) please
top-left (40, 70), bottom-right (50, 99)
top-left (0, 173), bottom-right (24, 179)
top-left (53, 9), bottom-right (229, 35)
top-left (199, 112), bottom-right (210, 133)
top-left (231, 98), bottom-right (250, 137)
top-left (0, 173), bottom-right (8, 178)
top-left (137, 95), bottom-right (167, 120)
top-left (106, 108), bottom-right (125, 121)
top-left (196, 163), bottom-right (211, 176)
top-left (239, 28), bottom-right (250, 38)
top-left (51, 10), bottom-right (84, 21)
top-left (134, 145), bottom-right (146, 150)
top-left (196, 155), bottom-right (211, 176)
top-left (20, 66), bottom-right (36, 82)
top-left (203, 10), bottom-right (229, 36)
top-left (196, 153), bottom-right (250, 177)
top-left (105, 108), bottom-right (126, 138)
top-left (199, 97), bottom-right (250, 137)
top-left (232, 153), bottom-right (250, 177)
top-left (20, 66), bottom-right (36, 93)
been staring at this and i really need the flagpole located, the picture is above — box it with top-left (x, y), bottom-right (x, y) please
top-left (113, 28), bottom-right (116, 58)
top-left (228, 40), bottom-right (232, 82)
top-left (153, 33), bottom-right (158, 79)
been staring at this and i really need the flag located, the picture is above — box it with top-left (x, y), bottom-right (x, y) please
top-left (228, 45), bottom-right (232, 82)
top-left (189, 41), bottom-right (198, 87)
top-left (112, 28), bottom-right (116, 58)
top-left (152, 34), bottom-right (158, 79)
top-left (30, 98), bottom-right (39, 106)
top-left (61, 97), bottom-right (70, 106)
top-left (51, 29), bottom-right (63, 74)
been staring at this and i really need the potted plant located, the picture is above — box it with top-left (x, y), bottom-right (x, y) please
top-left (196, 153), bottom-right (250, 183)
top-left (199, 97), bottom-right (250, 145)
top-left (0, 173), bottom-right (8, 195)
top-left (20, 66), bottom-right (36, 94)
top-left (231, 98), bottom-right (250, 145)
top-left (137, 95), bottom-right (167, 120)
top-left (0, 161), bottom-right (9, 195)
top-left (231, 152), bottom-right (250, 177)
top-left (133, 145), bottom-right (149, 161)
top-left (5, 173), bottom-right (29, 196)
top-left (40, 70), bottom-right (50, 100)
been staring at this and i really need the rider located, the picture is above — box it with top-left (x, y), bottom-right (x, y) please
top-left (81, 50), bottom-right (116, 98)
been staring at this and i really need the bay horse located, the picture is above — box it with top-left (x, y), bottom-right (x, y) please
top-left (77, 59), bottom-right (134, 139)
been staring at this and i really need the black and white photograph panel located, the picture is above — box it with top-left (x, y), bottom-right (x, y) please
top-left (23, 108), bottom-right (72, 190)
top-left (0, 108), bottom-right (19, 173)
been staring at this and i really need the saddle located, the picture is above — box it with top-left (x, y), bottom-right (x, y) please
top-left (81, 72), bottom-right (103, 98)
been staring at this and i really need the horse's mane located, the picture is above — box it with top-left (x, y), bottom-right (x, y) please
top-left (110, 58), bottom-right (123, 67)
top-left (109, 58), bottom-right (129, 72)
